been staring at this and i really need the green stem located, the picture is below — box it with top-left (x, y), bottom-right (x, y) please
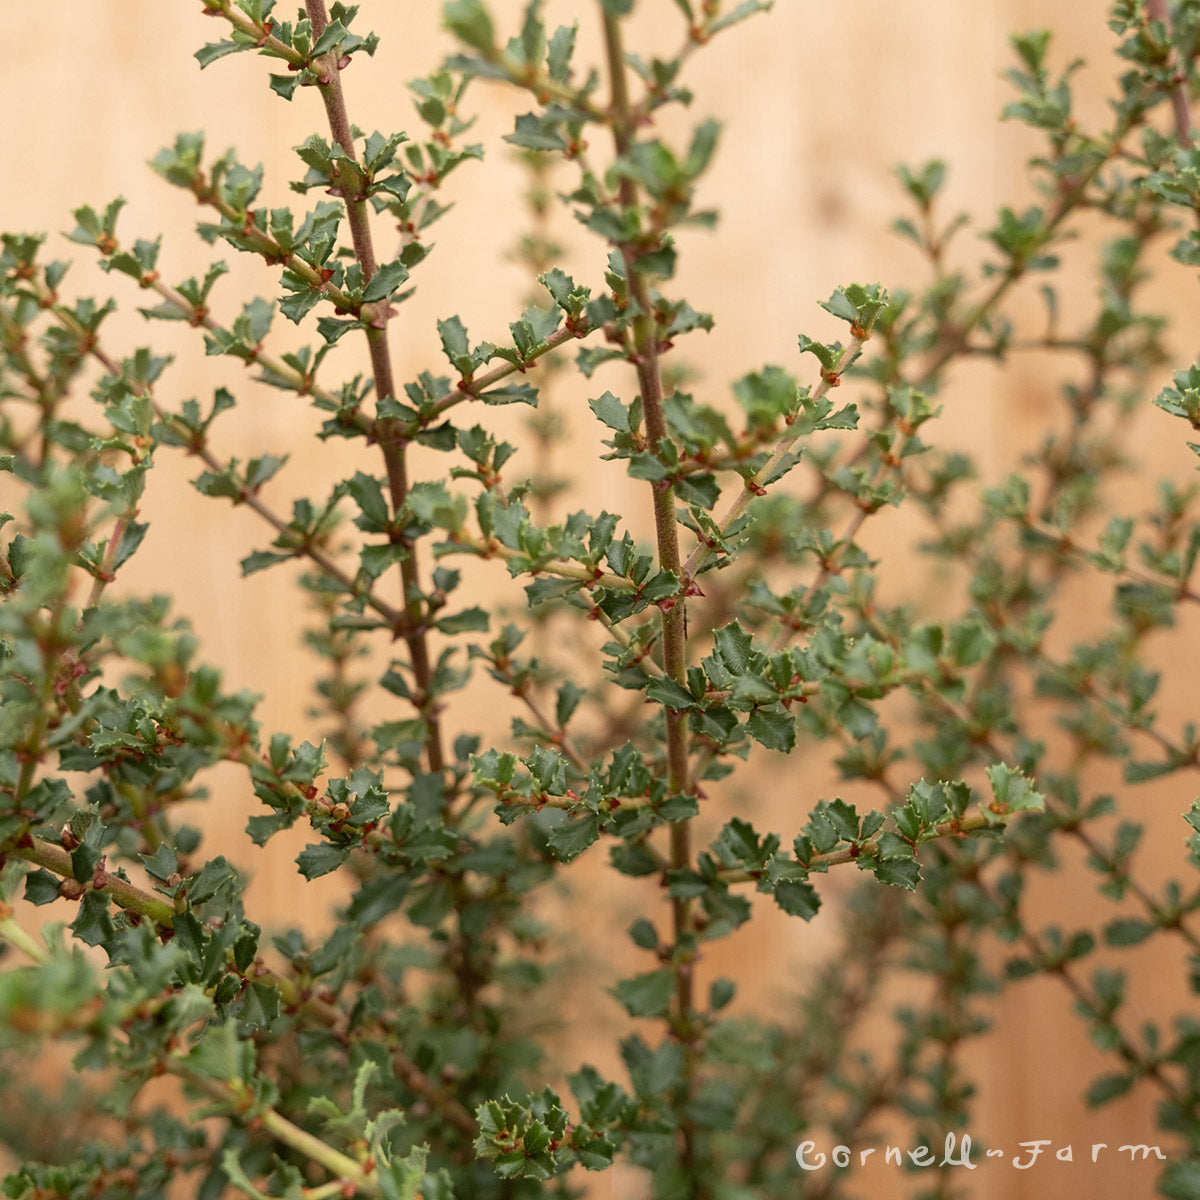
top-left (254, 964), bottom-right (478, 1134)
top-left (14, 589), bottom-right (70, 808)
top-left (258, 1104), bottom-right (370, 1182)
top-left (425, 323), bottom-right (588, 420)
top-left (7, 835), bottom-right (178, 928)
top-left (206, 0), bottom-right (306, 67)
top-left (178, 1069), bottom-right (377, 1192)
top-left (84, 514), bottom-right (130, 608)
top-left (713, 810), bottom-right (1010, 887)
top-left (0, 911), bottom-right (49, 964)
top-left (487, 48), bottom-right (606, 123)
top-left (449, 532), bottom-right (638, 589)
top-left (0, 829), bottom-right (479, 1138)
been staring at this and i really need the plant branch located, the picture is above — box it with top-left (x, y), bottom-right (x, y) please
top-left (910, 151), bottom-right (1113, 389)
top-left (601, 12), bottom-right (690, 792)
top-left (202, 0), bottom-right (305, 67)
top-left (13, 589), bottom-right (71, 809)
top-left (445, 532), bottom-right (639, 590)
top-left (305, 3), bottom-right (447, 776)
top-left (177, 1068), bottom-right (378, 1193)
top-left (602, 8), bottom-right (704, 1186)
top-left (424, 324), bottom-right (590, 420)
top-left (1147, 0), bottom-right (1195, 148)
top-left (46, 309), bottom-right (407, 635)
top-left (6, 835), bottom-right (178, 928)
top-left (480, 44), bottom-right (605, 123)
top-left (915, 674), bottom-right (1200, 952)
top-left (0, 907), bottom-right (50, 965)
top-left (1021, 515), bottom-right (1200, 605)
top-left (976, 873), bottom-right (1191, 1105)
top-left (682, 334), bottom-right (870, 586)
top-left (714, 810), bottom-right (1012, 887)
top-left (4, 830), bottom-right (478, 1136)
top-left (137, 273), bottom-right (352, 419)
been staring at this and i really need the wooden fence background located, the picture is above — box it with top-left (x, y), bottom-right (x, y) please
top-left (3, 2), bottom-right (1198, 1197)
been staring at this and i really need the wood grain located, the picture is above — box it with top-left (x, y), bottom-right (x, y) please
top-left (1, 4), bottom-right (1193, 1197)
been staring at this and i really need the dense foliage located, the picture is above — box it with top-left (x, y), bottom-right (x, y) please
top-left (3, 1), bottom-right (1200, 1197)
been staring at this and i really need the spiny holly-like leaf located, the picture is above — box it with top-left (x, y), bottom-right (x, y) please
top-left (612, 969), bottom-right (674, 1017)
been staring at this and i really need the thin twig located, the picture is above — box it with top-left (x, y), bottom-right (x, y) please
top-left (1147, 0), bottom-right (1194, 148)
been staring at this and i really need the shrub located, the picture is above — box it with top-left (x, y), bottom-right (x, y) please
top-left (2, 2), bottom-right (1200, 1198)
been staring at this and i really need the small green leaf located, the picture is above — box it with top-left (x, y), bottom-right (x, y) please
top-left (745, 706), bottom-right (795, 752)
top-left (645, 676), bottom-right (696, 711)
top-left (612, 969), bottom-right (674, 1017)
top-left (546, 813), bottom-right (601, 862)
top-left (296, 843), bottom-right (351, 880)
top-left (773, 879), bottom-right (820, 919)
top-left (1104, 917), bottom-right (1155, 946)
top-left (444, 0), bottom-right (495, 52)
top-left (362, 258), bottom-right (409, 302)
top-left (1085, 1071), bottom-right (1135, 1106)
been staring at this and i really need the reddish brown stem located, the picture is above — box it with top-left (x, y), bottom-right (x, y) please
top-left (304, 0), bottom-right (445, 778)
top-left (603, 7), bottom-right (700, 1188)
top-left (1147, 0), bottom-right (1194, 147)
